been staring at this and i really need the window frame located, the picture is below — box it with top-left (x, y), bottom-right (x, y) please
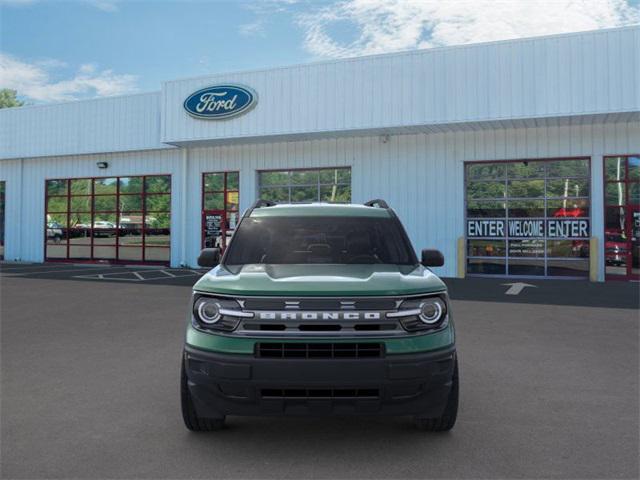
top-left (44, 174), bottom-right (171, 265)
top-left (464, 157), bottom-right (592, 278)
top-left (257, 167), bottom-right (352, 204)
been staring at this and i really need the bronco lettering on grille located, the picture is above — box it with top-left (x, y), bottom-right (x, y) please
top-left (256, 312), bottom-right (382, 321)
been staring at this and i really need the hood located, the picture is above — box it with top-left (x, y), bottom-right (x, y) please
top-left (193, 264), bottom-right (446, 297)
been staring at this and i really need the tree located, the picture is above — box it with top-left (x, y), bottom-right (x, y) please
top-left (0, 89), bottom-right (24, 109)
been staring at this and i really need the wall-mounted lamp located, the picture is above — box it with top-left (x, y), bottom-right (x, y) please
top-left (96, 162), bottom-right (109, 169)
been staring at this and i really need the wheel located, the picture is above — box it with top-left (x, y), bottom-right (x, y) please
top-left (414, 358), bottom-right (459, 432)
top-left (181, 359), bottom-right (225, 431)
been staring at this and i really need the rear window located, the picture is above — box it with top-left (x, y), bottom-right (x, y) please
top-left (224, 216), bottom-right (417, 266)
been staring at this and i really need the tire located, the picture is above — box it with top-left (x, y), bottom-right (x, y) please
top-left (414, 358), bottom-right (459, 432)
top-left (181, 359), bottom-right (225, 432)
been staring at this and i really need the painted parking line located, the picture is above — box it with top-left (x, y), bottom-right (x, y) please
top-left (0, 265), bottom-right (133, 276)
top-left (73, 269), bottom-right (204, 282)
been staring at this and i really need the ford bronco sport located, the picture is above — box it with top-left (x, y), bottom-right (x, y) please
top-left (181, 199), bottom-right (458, 431)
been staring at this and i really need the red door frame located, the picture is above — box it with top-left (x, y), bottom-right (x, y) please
top-left (201, 171), bottom-right (239, 252)
top-left (603, 155), bottom-right (639, 281)
top-left (44, 175), bottom-right (171, 266)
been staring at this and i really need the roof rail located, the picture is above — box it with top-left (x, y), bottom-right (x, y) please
top-left (244, 199), bottom-right (277, 217)
top-left (364, 199), bottom-right (389, 209)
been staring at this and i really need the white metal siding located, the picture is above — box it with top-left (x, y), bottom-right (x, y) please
top-left (2, 121), bottom-right (637, 280)
top-left (162, 27), bottom-right (639, 145)
top-left (0, 92), bottom-right (169, 160)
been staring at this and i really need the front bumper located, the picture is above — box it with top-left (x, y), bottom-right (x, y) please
top-left (184, 344), bottom-right (456, 418)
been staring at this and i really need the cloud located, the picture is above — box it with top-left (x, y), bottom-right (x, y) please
top-left (239, 19), bottom-right (266, 36)
top-left (0, 53), bottom-right (138, 102)
top-left (298, 0), bottom-right (640, 58)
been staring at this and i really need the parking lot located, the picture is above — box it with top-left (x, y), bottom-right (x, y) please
top-left (1, 263), bottom-right (638, 479)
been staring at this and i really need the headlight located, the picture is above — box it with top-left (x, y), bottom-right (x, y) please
top-left (192, 294), bottom-right (252, 331)
top-left (388, 294), bottom-right (448, 331)
top-left (418, 298), bottom-right (445, 324)
top-left (195, 298), bottom-right (222, 324)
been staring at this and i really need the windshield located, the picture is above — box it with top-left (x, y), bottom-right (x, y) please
top-left (224, 215), bottom-right (417, 267)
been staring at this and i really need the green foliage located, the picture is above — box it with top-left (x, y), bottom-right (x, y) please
top-left (0, 89), bottom-right (24, 109)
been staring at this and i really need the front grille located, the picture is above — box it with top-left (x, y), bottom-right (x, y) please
top-left (256, 342), bottom-right (384, 359)
top-left (261, 388), bottom-right (379, 398)
top-left (243, 298), bottom-right (397, 311)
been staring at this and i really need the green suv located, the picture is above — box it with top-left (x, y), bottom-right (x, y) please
top-left (181, 199), bottom-right (458, 431)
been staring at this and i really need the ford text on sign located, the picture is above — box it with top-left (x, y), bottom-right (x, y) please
top-left (467, 219), bottom-right (589, 238)
top-left (184, 85), bottom-right (257, 119)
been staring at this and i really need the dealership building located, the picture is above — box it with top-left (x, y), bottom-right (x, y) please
top-left (0, 26), bottom-right (638, 281)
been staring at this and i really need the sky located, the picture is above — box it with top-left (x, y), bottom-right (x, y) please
top-left (1, 0), bottom-right (639, 104)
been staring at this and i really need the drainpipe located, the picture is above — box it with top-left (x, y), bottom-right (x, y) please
top-left (180, 149), bottom-right (188, 268)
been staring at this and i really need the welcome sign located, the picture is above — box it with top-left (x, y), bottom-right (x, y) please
top-left (184, 84), bottom-right (257, 119)
top-left (467, 219), bottom-right (590, 238)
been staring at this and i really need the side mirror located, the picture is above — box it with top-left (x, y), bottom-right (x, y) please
top-left (198, 248), bottom-right (221, 268)
top-left (421, 249), bottom-right (444, 267)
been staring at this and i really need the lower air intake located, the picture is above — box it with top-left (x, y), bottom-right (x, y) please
top-left (256, 342), bottom-right (384, 358)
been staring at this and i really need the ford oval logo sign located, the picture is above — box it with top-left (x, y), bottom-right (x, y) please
top-left (183, 84), bottom-right (257, 120)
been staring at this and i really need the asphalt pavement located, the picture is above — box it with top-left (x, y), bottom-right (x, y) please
top-left (1, 265), bottom-right (638, 479)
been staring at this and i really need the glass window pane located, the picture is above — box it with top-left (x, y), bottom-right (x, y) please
top-left (508, 239), bottom-right (545, 257)
top-left (47, 196), bottom-right (68, 213)
top-left (68, 226), bottom-right (91, 244)
top-left (46, 221), bottom-right (66, 243)
top-left (629, 156), bottom-right (640, 181)
top-left (466, 163), bottom-right (505, 181)
top-left (605, 207), bottom-right (626, 232)
top-left (145, 213), bottom-right (170, 229)
top-left (547, 260), bottom-right (589, 277)
top-left (320, 185), bottom-right (351, 203)
top-left (467, 240), bottom-right (506, 257)
top-left (118, 194), bottom-right (143, 212)
top-left (204, 193), bottom-right (224, 210)
top-left (226, 191), bottom-right (239, 211)
top-left (69, 245), bottom-right (91, 259)
top-left (47, 179), bottom-right (67, 196)
top-left (260, 187), bottom-right (289, 203)
top-left (605, 157), bottom-right (626, 181)
top-left (547, 199), bottom-right (589, 218)
top-left (506, 161), bottom-right (545, 179)
top-left (547, 159), bottom-right (589, 178)
top-left (319, 168), bottom-right (351, 184)
top-left (118, 247), bottom-right (143, 261)
top-left (467, 181), bottom-right (505, 199)
top-left (507, 180), bottom-right (545, 198)
top-left (145, 194), bottom-right (170, 212)
top-left (145, 229), bottom-right (170, 248)
top-left (227, 172), bottom-right (239, 190)
top-left (70, 179), bottom-right (91, 195)
top-left (118, 226), bottom-right (143, 246)
top-left (46, 213), bottom-right (68, 228)
top-left (94, 195), bottom-right (117, 212)
top-left (507, 259), bottom-right (545, 276)
top-left (291, 185), bottom-right (318, 203)
top-left (547, 179), bottom-right (589, 198)
top-left (46, 243), bottom-right (68, 258)
top-left (291, 170), bottom-right (319, 185)
top-left (629, 183), bottom-right (639, 205)
top-left (547, 240), bottom-right (589, 258)
top-left (145, 175), bottom-right (171, 193)
top-left (93, 213), bottom-right (117, 227)
top-left (119, 177), bottom-right (143, 194)
top-left (467, 258), bottom-right (505, 275)
top-left (69, 213), bottom-right (91, 229)
top-left (94, 178), bottom-right (117, 194)
top-left (507, 200), bottom-right (545, 217)
top-left (605, 183), bottom-right (625, 206)
top-left (260, 171), bottom-right (289, 186)
top-left (93, 246), bottom-right (116, 259)
top-left (204, 173), bottom-right (224, 191)
top-left (466, 200), bottom-right (505, 218)
top-left (144, 247), bottom-right (170, 262)
top-left (70, 196), bottom-right (91, 212)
